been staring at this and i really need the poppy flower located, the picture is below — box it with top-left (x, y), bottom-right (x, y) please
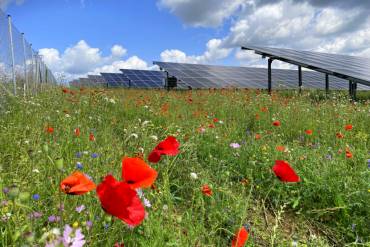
top-left (345, 148), bottom-right (353, 158)
top-left (345, 124), bottom-right (353, 131)
top-left (272, 160), bottom-right (300, 182)
top-left (255, 114), bottom-right (260, 120)
top-left (74, 128), bottom-right (80, 137)
top-left (89, 133), bottom-right (95, 142)
top-left (208, 123), bottom-right (215, 128)
top-left (275, 146), bottom-right (286, 152)
top-left (261, 106), bottom-right (268, 112)
top-left (62, 88), bottom-right (69, 94)
top-left (272, 120), bottom-right (281, 127)
top-left (213, 118), bottom-right (219, 123)
top-left (336, 132), bottom-right (344, 139)
top-left (255, 134), bottom-right (261, 140)
top-left (60, 171), bottom-right (96, 195)
top-left (96, 175), bottom-right (145, 226)
top-left (122, 157), bottom-right (157, 189)
top-left (201, 184), bottom-right (212, 196)
top-left (231, 225), bottom-right (249, 247)
top-left (305, 129), bottom-right (313, 135)
top-left (148, 136), bottom-right (180, 163)
top-left (46, 126), bottom-right (54, 134)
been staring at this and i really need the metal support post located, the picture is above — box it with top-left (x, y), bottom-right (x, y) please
top-left (8, 15), bottom-right (16, 95)
top-left (22, 33), bottom-right (28, 96)
top-left (268, 58), bottom-right (273, 94)
top-left (298, 65), bottom-right (302, 94)
top-left (325, 74), bottom-right (329, 94)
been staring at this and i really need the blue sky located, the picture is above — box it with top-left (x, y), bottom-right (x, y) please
top-left (3, 0), bottom-right (370, 81)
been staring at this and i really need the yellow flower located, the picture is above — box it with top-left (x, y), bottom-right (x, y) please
top-left (72, 221), bottom-right (79, 228)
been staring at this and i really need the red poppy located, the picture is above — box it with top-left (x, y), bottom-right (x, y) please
top-left (336, 132), bottom-right (344, 139)
top-left (345, 148), bottom-right (353, 158)
top-left (255, 114), bottom-right (260, 120)
top-left (201, 184), bottom-right (212, 196)
top-left (261, 106), bottom-right (268, 112)
top-left (122, 157), bottom-right (157, 189)
top-left (208, 123), bottom-right (215, 128)
top-left (114, 243), bottom-right (124, 247)
top-left (272, 120), bottom-right (281, 127)
top-left (62, 88), bottom-right (69, 94)
top-left (148, 136), bottom-right (180, 163)
top-left (74, 128), bottom-right (80, 137)
top-left (255, 134), bottom-right (261, 140)
top-left (272, 160), bottom-right (300, 182)
top-left (96, 175), bottom-right (145, 226)
top-left (275, 146), bottom-right (286, 152)
top-left (213, 118), bottom-right (219, 123)
top-left (345, 124), bottom-right (353, 131)
top-left (305, 129), bottom-right (313, 135)
top-left (89, 133), bottom-right (95, 141)
top-left (231, 226), bottom-right (249, 247)
top-left (60, 171), bottom-right (96, 195)
top-left (46, 126), bottom-right (54, 134)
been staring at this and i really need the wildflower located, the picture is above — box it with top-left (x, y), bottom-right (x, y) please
top-left (148, 136), bottom-right (180, 163)
top-left (231, 225), bottom-right (249, 247)
top-left (28, 211), bottom-right (43, 219)
top-left (367, 159), bottom-right (370, 169)
top-left (130, 133), bottom-right (138, 139)
top-left (2, 187), bottom-right (9, 194)
top-left (162, 205), bottom-right (168, 211)
top-left (305, 129), bottom-right (313, 135)
top-left (72, 222), bottom-right (79, 228)
top-left (32, 194), bottom-right (40, 201)
top-left (345, 124), bottom-right (353, 131)
top-left (32, 169), bottom-right (40, 173)
top-left (122, 157), bottom-right (158, 189)
top-left (60, 171), bottom-right (96, 195)
top-left (208, 123), bottom-right (215, 128)
top-left (62, 224), bottom-right (86, 247)
top-left (75, 205), bottom-right (86, 213)
top-left (46, 126), bottom-right (54, 134)
top-left (325, 154), bottom-right (332, 160)
top-left (76, 152), bottom-right (83, 158)
top-left (272, 120), bottom-right (281, 126)
top-left (91, 153), bottom-right (99, 158)
top-left (62, 88), bottom-right (69, 94)
top-left (86, 221), bottom-right (93, 230)
top-left (255, 134), bottom-right (261, 140)
top-left (96, 175), bottom-right (145, 227)
top-left (190, 172), bottom-right (198, 180)
top-left (336, 132), bottom-right (344, 139)
top-left (114, 243), bottom-right (124, 247)
top-left (230, 143), bottom-right (241, 149)
top-left (272, 160), bottom-right (300, 182)
top-left (76, 162), bottom-right (83, 170)
top-left (74, 128), bottom-right (81, 137)
top-left (345, 150), bottom-right (353, 159)
top-left (150, 135), bottom-right (158, 141)
top-left (276, 146), bottom-right (286, 152)
top-left (48, 215), bottom-right (61, 223)
top-left (213, 118), bottom-right (219, 123)
top-left (197, 127), bottom-right (206, 133)
top-left (261, 106), bottom-right (268, 112)
top-left (89, 133), bottom-right (95, 141)
top-left (201, 184), bottom-right (212, 196)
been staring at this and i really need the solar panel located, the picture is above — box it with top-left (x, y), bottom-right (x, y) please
top-left (153, 61), bottom-right (361, 90)
top-left (100, 73), bottom-right (130, 87)
top-left (120, 69), bottom-right (165, 88)
top-left (242, 45), bottom-right (370, 88)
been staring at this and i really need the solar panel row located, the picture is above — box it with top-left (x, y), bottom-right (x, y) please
top-left (120, 69), bottom-right (165, 88)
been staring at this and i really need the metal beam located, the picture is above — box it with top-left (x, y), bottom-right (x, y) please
top-left (325, 74), bottom-right (329, 94)
top-left (268, 58), bottom-right (273, 94)
top-left (298, 65), bottom-right (302, 93)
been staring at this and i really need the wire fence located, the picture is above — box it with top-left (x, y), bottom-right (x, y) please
top-left (0, 8), bottom-right (56, 97)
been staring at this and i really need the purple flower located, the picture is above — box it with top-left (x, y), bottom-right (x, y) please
top-left (76, 162), bottom-right (83, 170)
top-left (75, 205), bottom-right (86, 213)
top-left (62, 225), bottom-right (85, 247)
top-left (104, 223), bottom-right (110, 231)
top-left (325, 154), bottom-right (332, 160)
top-left (58, 203), bottom-right (65, 212)
top-left (230, 143), bottom-right (241, 149)
top-left (32, 194), bottom-right (40, 201)
top-left (367, 159), bottom-right (370, 169)
top-left (2, 187), bottom-right (9, 194)
top-left (48, 215), bottom-right (61, 223)
top-left (91, 153), bottom-right (99, 158)
top-left (29, 211), bottom-right (43, 219)
top-left (1, 200), bottom-right (8, 206)
top-left (86, 221), bottom-right (93, 230)
top-left (75, 152), bottom-right (83, 158)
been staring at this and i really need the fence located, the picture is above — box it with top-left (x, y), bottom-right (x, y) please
top-left (0, 8), bottom-right (56, 97)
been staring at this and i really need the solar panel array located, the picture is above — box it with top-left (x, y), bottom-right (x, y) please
top-left (100, 73), bottom-right (130, 87)
top-left (242, 45), bottom-right (370, 87)
top-left (120, 69), bottom-right (165, 88)
top-left (153, 61), bottom-right (370, 90)
top-left (88, 75), bottom-right (106, 86)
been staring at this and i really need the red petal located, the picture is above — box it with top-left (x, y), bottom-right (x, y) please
top-left (231, 226), bottom-right (249, 247)
top-left (60, 171), bottom-right (96, 195)
top-left (272, 160), bottom-right (300, 182)
top-left (96, 175), bottom-right (145, 226)
top-left (148, 151), bottom-right (161, 163)
top-left (154, 136), bottom-right (180, 155)
top-left (122, 157), bottom-right (158, 189)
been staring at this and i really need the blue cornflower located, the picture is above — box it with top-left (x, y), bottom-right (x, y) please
top-left (367, 159), bottom-right (370, 169)
top-left (91, 153), bottom-right (99, 159)
top-left (76, 152), bottom-right (82, 158)
top-left (32, 194), bottom-right (40, 201)
top-left (76, 162), bottom-right (83, 170)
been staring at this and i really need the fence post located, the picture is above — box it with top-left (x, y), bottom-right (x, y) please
top-left (7, 15), bottom-right (17, 95)
top-left (22, 33), bottom-right (28, 97)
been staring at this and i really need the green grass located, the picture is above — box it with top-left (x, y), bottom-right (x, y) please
top-left (0, 88), bottom-right (369, 246)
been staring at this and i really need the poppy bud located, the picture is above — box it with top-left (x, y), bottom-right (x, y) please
top-left (42, 144), bottom-right (49, 153)
top-left (19, 192), bottom-right (30, 202)
top-left (55, 158), bottom-right (64, 170)
top-left (8, 187), bottom-right (20, 199)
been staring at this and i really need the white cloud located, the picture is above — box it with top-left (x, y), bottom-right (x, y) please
top-left (0, 0), bottom-right (25, 9)
top-left (39, 40), bottom-right (149, 81)
top-left (160, 38), bottom-right (232, 63)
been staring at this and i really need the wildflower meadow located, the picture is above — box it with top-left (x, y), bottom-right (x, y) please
top-left (0, 88), bottom-right (369, 246)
